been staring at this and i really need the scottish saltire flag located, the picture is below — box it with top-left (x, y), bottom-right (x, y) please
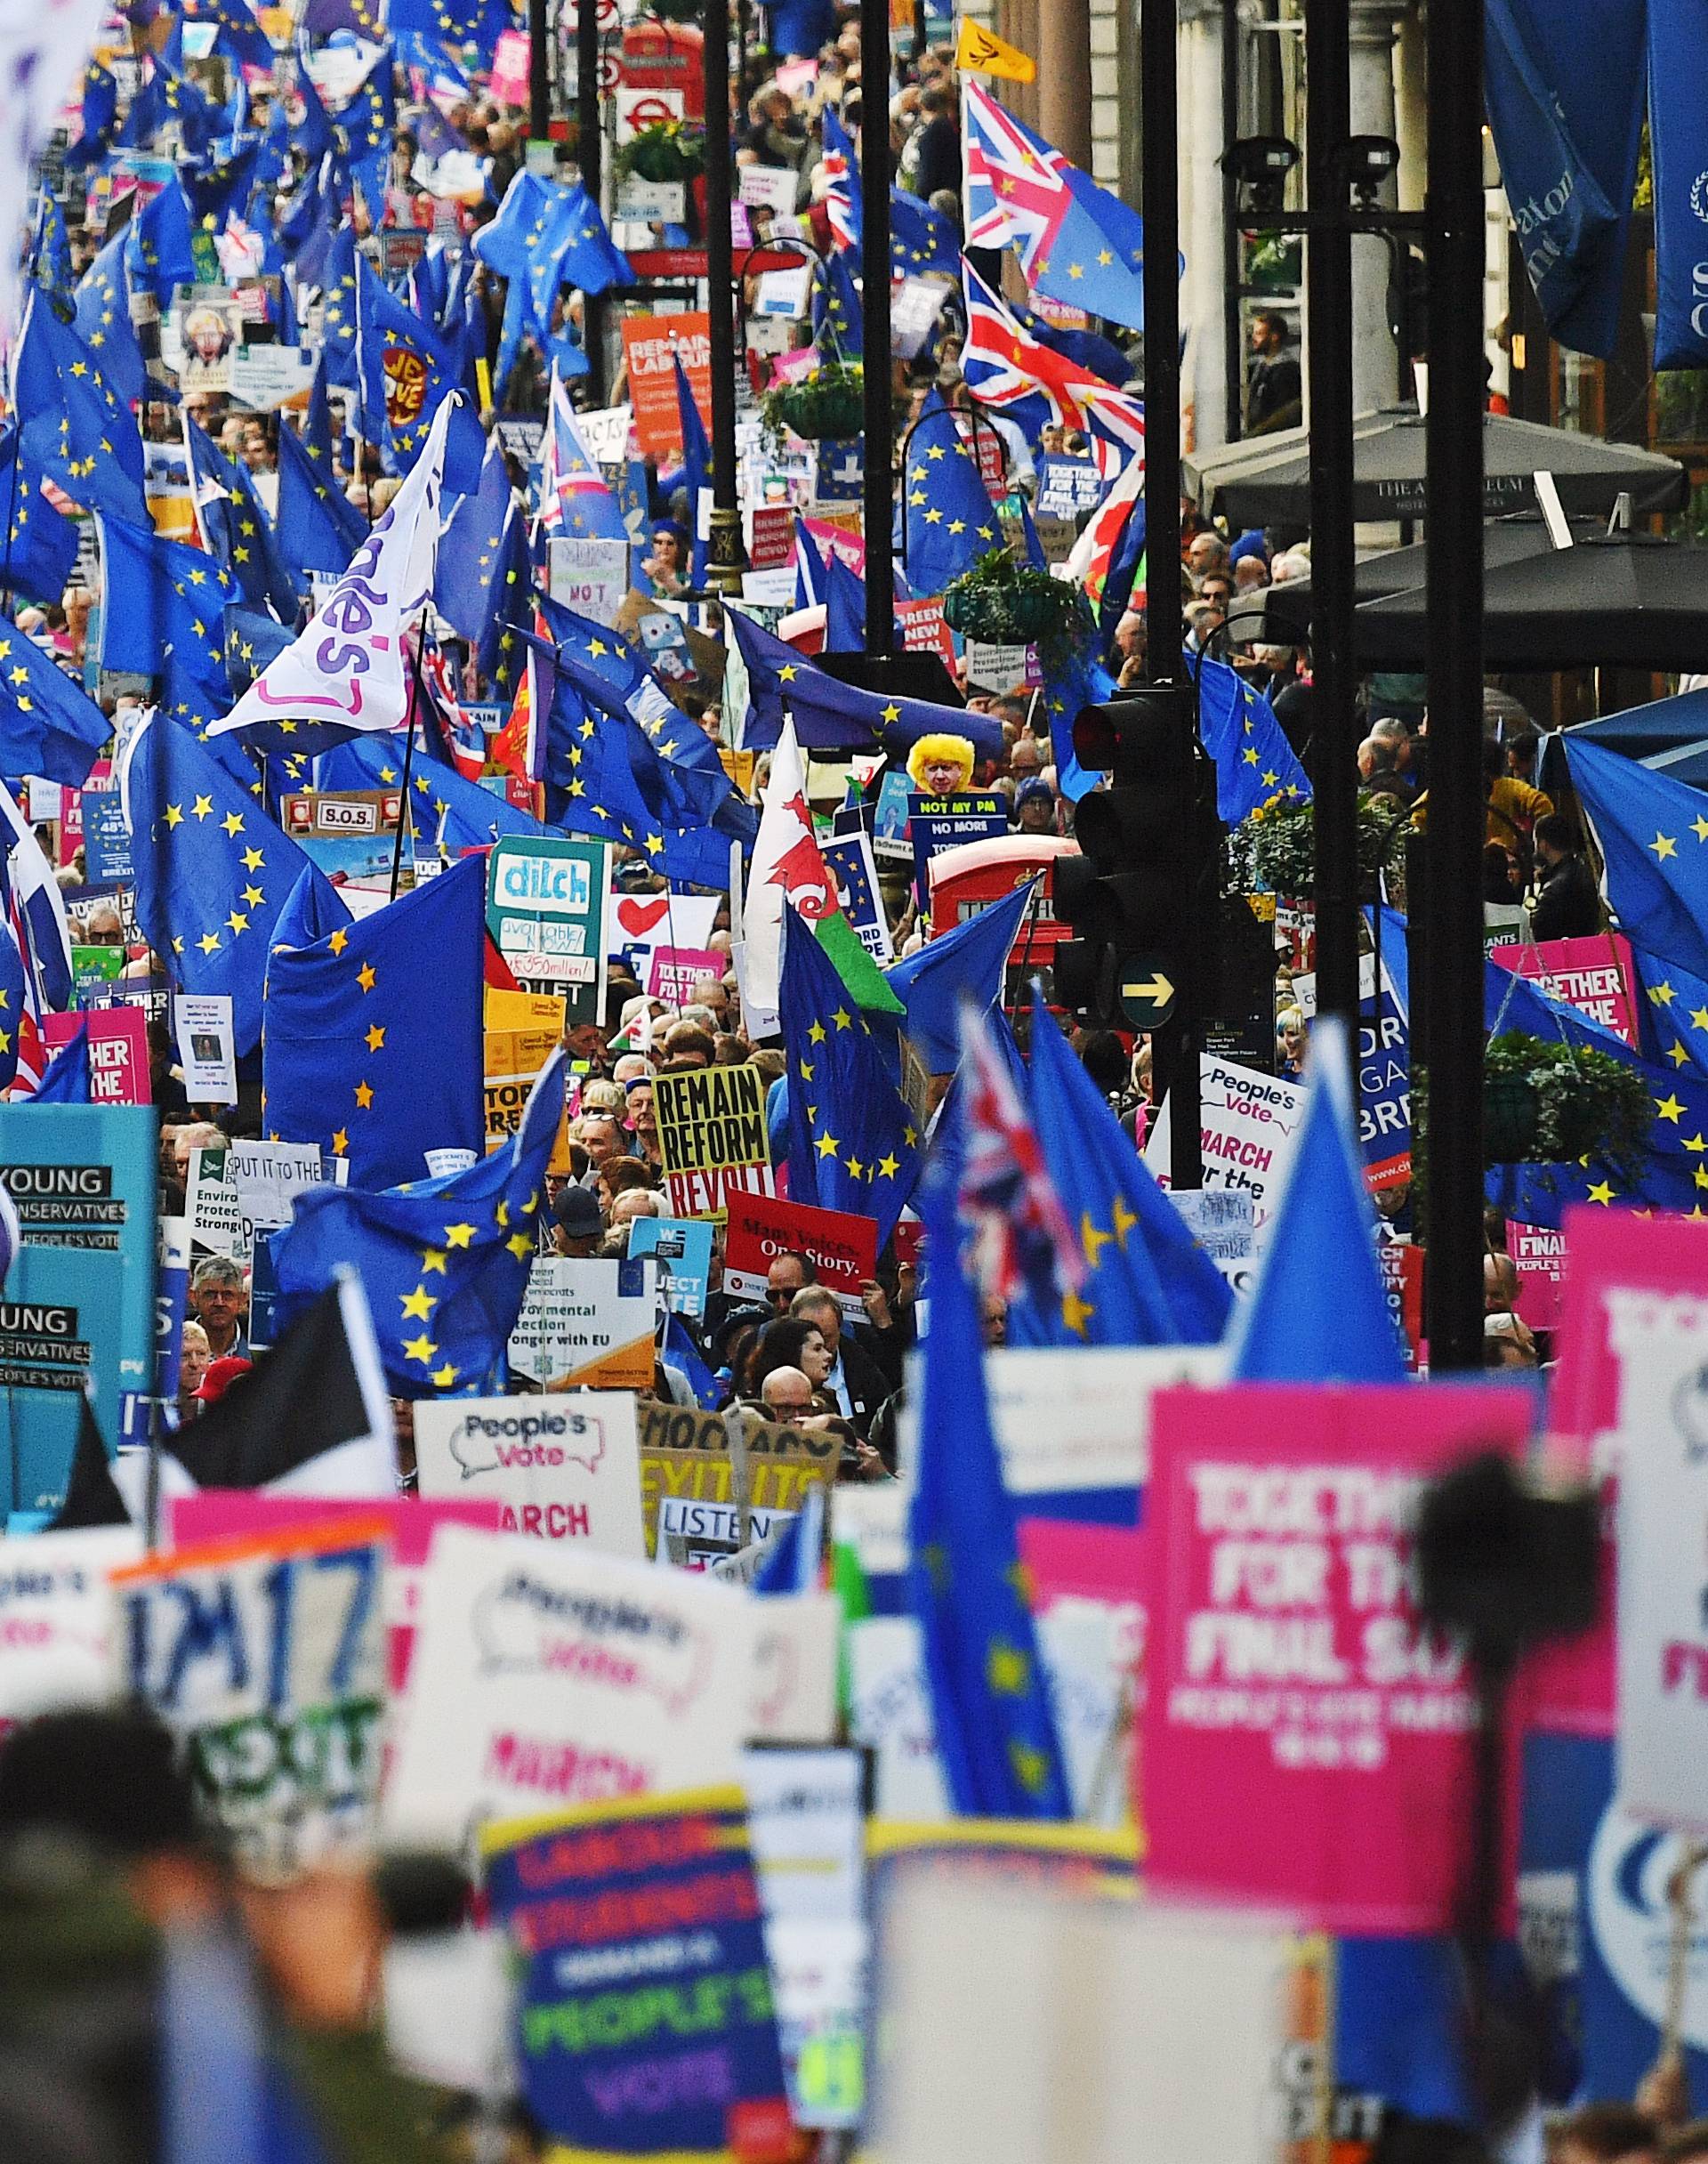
top-left (0, 615), bottom-right (110, 786)
top-left (908, 1143), bottom-right (1072, 1818)
top-left (1194, 652), bottom-right (1309, 824)
top-left (0, 428), bottom-right (81, 608)
top-left (118, 708), bottom-right (338, 1053)
top-left (958, 995), bottom-right (1085, 1313)
top-left (270, 1052), bottom-right (566, 1398)
top-left (95, 516), bottom-right (239, 713)
top-left (12, 294), bottom-right (149, 525)
top-left (821, 107), bottom-right (862, 251)
top-left (794, 515), bottom-right (827, 609)
top-left (1023, 989), bottom-right (1231, 1345)
top-left (888, 877), bottom-right (1037, 1073)
top-left (1565, 736), bottom-right (1708, 983)
top-left (963, 81), bottom-right (1148, 329)
top-left (1233, 1019), bottom-right (1408, 1383)
top-left (214, 395), bottom-right (456, 748)
top-left (963, 260), bottom-right (1146, 474)
top-left (276, 403), bottom-right (366, 582)
top-left (264, 854), bottom-right (486, 1188)
top-left (780, 907), bottom-right (922, 1246)
top-left (0, 776), bottom-right (73, 1089)
top-left (537, 368), bottom-right (629, 543)
top-left (727, 605), bottom-right (1004, 759)
top-left (901, 388), bottom-right (1003, 596)
top-left (0, 0), bottom-right (107, 334)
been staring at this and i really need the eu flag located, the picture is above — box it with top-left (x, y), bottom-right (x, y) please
top-left (1194, 652), bottom-right (1309, 824)
top-left (780, 905), bottom-right (921, 1246)
top-left (276, 406), bottom-right (366, 583)
top-left (269, 1052), bottom-right (566, 1398)
top-left (264, 852), bottom-right (486, 1188)
top-left (1565, 736), bottom-right (1708, 983)
top-left (354, 255), bottom-right (485, 486)
top-left (73, 233), bottom-right (153, 412)
top-left (0, 619), bottom-right (110, 786)
top-left (1025, 988), bottom-right (1231, 1345)
top-left (907, 1145), bottom-right (1072, 1817)
top-left (318, 226), bottom-right (360, 388)
top-left (125, 175), bottom-right (201, 303)
top-left (119, 708), bottom-right (339, 1054)
top-left (811, 248), bottom-right (863, 358)
top-left (1232, 1018), bottom-right (1408, 1383)
top-left (13, 297), bottom-right (148, 528)
top-left (0, 428), bottom-right (81, 608)
top-left (317, 730), bottom-right (549, 856)
top-left (887, 876), bottom-right (1036, 1074)
top-left (727, 606), bottom-right (1004, 761)
top-left (188, 416), bottom-right (300, 623)
top-left (95, 516), bottom-right (238, 709)
top-left (65, 61), bottom-right (117, 169)
top-left (901, 388), bottom-right (1003, 597)
top-left (535, 598), bottom-right (714, 771)
top-left (433, 441), bottom-right (520, 647)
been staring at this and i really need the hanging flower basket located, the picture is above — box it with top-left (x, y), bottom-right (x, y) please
top-left (1482, 1031), bottom-right (1652, 1176)
top-left (612, 120), bottom-right (705, 187)
top-left (942, 548), bottom-right (1090, 655)
top-left (760, 362), bottom-right (865, 444)
top-left (1481, 1071), bottom-right (1539, 1164)
top-left (1246, 791), bottom-right (1410, 897)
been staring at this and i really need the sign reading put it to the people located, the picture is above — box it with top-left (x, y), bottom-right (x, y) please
top-left (652, 1062), bottom-right (777, 1219)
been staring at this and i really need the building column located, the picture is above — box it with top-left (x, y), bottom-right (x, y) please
top-left (1037, 0), bottom-right (1093, 170)
top-left (1348, 0), bottom-right (1403, 413)
top-left (1177, 0), bottom-right (1228, 453)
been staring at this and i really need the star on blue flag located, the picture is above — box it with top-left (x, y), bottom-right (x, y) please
top-left (353, 254), bottom-right (485, 487)
top-left (65, 61), bottom-right (117, 170)
top-left (435, 442), bottom-right (530, 681)
top-left (188, 416), bottom-right (300, 623)
top-left (125, 175), bottom-right (202, 303)
top-left (268, 1051), bottom-right (567, 1398)
top-left (73, 233), bottom-right (157, 411)
top-left (13, 297), bottom-right (148, 527)
top-left (884, 874), bottom-right (1038, 1075)
top-left (901, 388), bottom-right (1003, 596)
top-left (1194, 651), bottom-right (1310, 825)
top-left (0, 427), bottom-right (81, 609)
top-left (1565, 736), bottom-right (1708, 984)
top-left (95, 516), bottom-right (239, 709)
top-left (276, 404), bottom-right (367, 585)
top-left (727, 606), bottom-right (1005, 760)
top-left (0, 621), bottom-right (110, 787)
top-left (316, 730), bottom-right (550, 858)
top-left (264, 852), bottom-right (486, 1189)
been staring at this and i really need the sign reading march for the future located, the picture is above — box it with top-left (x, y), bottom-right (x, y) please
top-left (654, 1062), bottom-right (777, 1219)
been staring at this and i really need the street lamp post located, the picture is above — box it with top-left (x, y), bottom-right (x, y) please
top-left (702, 0), bottom-right (746, 596)
top-left (859, 0), bottom-right (894, 658)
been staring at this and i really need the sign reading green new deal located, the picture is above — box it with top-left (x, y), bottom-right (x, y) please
top-left (486, 837), bottom-right (611, 1028)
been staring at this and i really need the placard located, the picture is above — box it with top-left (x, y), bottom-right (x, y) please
top-left (383, 1527), bottom-right (756, 1843)
top-left (487, 835), bottom-right (611, 1027)
top-left (1551, 1210), bottom-right (1708, 1457)
top-left (173, 993), bottom-right (238, 1105)
top-left (638, 1399), bottom-right (837, 1554)
top-left (1035, 455), bottom-right (1104, 518)
top-left (895, 596), bottom-right (955, 668)
top-left (1487, 933), bottom-right (1639, 1047)
top-left (482, 1788), bottom-right (792, 2163)
top-left (43, 1008), bottom-right (150, 1104)
top-left (908, 794), bottom-right (1008, 892)
top-left (0, 1525), bottom-right (142, 1721)
top-left (1140, 1382), bottom-right (1533, 1933)
top-left (112, 1519), bottom-right (389, 1875)
top-left (607, 889), bottom-right (721, 976)
top-left (1144, 1054), bottom-right (1307, 1243)
top-left (653, 1062), bottom-right (776, 1220)
top-left (962, 642), bottom-right (1032, 695)
top-left (485, 989), bottom-right (566, 1152)
top-left (647, 941), bottom-right (726, 1006)
top-left (625, 1214), bottom-right (713, 1319)
top-left (576, 404), bottom-right (634, 464)
top-left (508, 1256), bottom-right (659, 1390)
top-left (820, 831), bottom-right (893, 964)
top-left (546, 536), bottom-right (631, 626)
top-left (620, 311), bottom-right (713, 458)
top-left (723, 1190), bottom-right (877, 1319)
top-left (82, 787), bottom-right (133, 884)
top-left (415, 1392), bottom-right (647, 1559)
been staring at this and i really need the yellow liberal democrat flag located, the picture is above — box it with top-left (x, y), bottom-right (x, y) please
top-left (954, 17), bottom-right (1037, 82)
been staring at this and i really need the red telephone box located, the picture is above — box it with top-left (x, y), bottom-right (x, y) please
top-left (927, 836), bottom-right (1079, 961)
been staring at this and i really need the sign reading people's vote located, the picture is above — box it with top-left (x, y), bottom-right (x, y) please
top-left (1140, 1382), bottom-right (1534, 1933)
top-left (415, 1393), bottom-right (647, 1560)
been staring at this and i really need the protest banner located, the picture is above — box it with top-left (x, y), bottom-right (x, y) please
top-left (415, 1393), bottom-right (648, 1560)
top-left (0, 1106), bottom-right (157, 1519)
top-left (1035, 455), bottom-right (1104, 520)
top-left (280, 787), bottom-right (407, 894)
top-left (894, 597), bottom-right (955, 669)
top-left (722, 1190), bottom-right (878, 1319)
top-left (654, 1062), bottom-right (776, 1219)
top-left (608, 889), bottom-right (720, 980)
top-left (547, 536), bottom-right (632, 626)
top-left (1507, 1219), bottom-right (1567, 1333)
top-left (508, 1256), bottom-right (659, 1390)
top-left (113, 1518), bottom-right (390, 1875)
top-left (487, 836), bottom-right (611, 1027)
top-left (484, 988), bottom-right (566, 1152)
top-left (625, 1214), bottom-right (714, 1318)
top-left (1487, 932), bottom-right (1639, 1046)
top-left (820, 831), bottom-right (893, 964)
top-left (173, 994), bottom-right (238, 1105)
top-left (621, 311), bottom-right (713, 456)
top-left (637, 1400), bottom-right (838, 1554)
top-left (908, 795), bottom-right (1009, 897)
top-left (44, 1007), bottom-right (150, 1103)
top-left (482, 1786), bottom-right (793, 2163)
top-left (0, 1525), bottom-right (142, 1725)
top-left (649, 943), bottom-right (726, 1006)
top-left (1551, 1209), bottom-right (1708, 1457)
top-left (1140, 1382), bottom-right (1532, 1932)
top-left (1145, 1054), bottom-right (1307, 1241)
top-left (384, 1527), bottom-right (756, 1843)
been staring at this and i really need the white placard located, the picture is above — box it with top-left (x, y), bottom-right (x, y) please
top-left (173, 993), bottom-right (238, 1105)
top-left (738, 164), bottom-right (799, 213)
top-left (506, 1256), bottom-right (659, 1391)
top-left (546, 536), bottom-right (632, 626)
top-left (576, 403), bottom-right (634, 465)
top-left (754, 266), bottom-right (810, 318)
top-left (748, 1588), bottom-right (839, 1744)
top-left (415, 1391), bottom-right (647, 1560)
top-left (383, 1525), bottom-right (756, 1844)
top-left (0, 1527), bottom-right (141, 1721)
top-left (891, 274), bottom-right (948, 359)
top-left (1144, 1054), bottom-right (1307, 1243)
top-left (615, 178), bottom-right (686, 222)
top-left (605, 888), bottom-right (721, 972)
top-left (847, 1615), bottom-right (948, 1818)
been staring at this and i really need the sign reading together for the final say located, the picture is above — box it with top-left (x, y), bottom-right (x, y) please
top-left (652, 1063), bottom-right (776, 1219)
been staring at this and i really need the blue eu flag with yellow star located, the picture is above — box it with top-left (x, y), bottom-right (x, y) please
top-left (1194, 652), bottom-right (1310, 824)
top-left (1023, 987), bottom-right (1231, 1346)
top-left (1565, 736), bottom-right (1708, 983)
top-left (726, 607), bottom-right (1005, 761)
top-left (0, 616), bottom-right (111, 786)
top-left (780, 905), bottom-right (921, 1247)
top-left (96, 516), bottom-right (238, 707)
top-left (277, 405), bottom-right (366, 583)
top-left (13, 296), bottom-right (148, 527)
top-left (901, 388), bottom-right (1003, 598)
top-left (317, 731), bottom-right (548, 857)
top-left (263, 852), bottom-right (486, 1190)
top-left (907, 1138), bottom-right (1072, 1819)
top-left (120, 708), bottom-right (339, 1054)
top-left (269, 1051), bottom-right (567, 1399)
top-left (0, 428), bottom-right (82, 610)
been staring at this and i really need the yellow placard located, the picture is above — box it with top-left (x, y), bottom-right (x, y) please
top-left (954, 18), bottom-right (1037, 82)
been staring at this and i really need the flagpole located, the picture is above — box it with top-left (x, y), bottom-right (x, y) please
top-left (858, 0), bottom-right (894, 659)
top-left (702, 0), bottom-right (747, 598)
top-left (389, 621), bottom-right (430, 900)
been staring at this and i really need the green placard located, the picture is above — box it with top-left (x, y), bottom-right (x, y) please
top-left (485, 836), bottom-right (612, 1030)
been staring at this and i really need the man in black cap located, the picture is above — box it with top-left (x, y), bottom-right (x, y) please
top-left (552, 1183), bottom-right (605, 1257)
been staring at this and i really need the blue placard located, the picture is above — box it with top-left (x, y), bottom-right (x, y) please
top-left (871, 769), bottom-right (914, 860)
top-left (625, 1214), bottom-right (713, 1319)
top-left (83, 787), bottom-right (134, 884)
top-left (0, 1104), bottom-right (158, 1514)
top-left (820, 832), bottom-right (890, 962)
top-left (908, 793), bottom-right (1009, 900)
top-left (1035, 455), bottom-right (1104, 519)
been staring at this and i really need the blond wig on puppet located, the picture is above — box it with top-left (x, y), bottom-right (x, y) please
top-left (906, 733), bottom-right (976, 791)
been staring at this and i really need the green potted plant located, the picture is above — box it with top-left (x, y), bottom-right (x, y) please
top-left (1480, 1031), bottom-right (1653, 1178)
top-left (612, 120), bottom-right (705, 187)
top-left (941, 547), bottom-right (1091, 656)
top-left (760, 359), bottom-right (866, 445)
top-left (1246, 791), bottom-right (1409, 899)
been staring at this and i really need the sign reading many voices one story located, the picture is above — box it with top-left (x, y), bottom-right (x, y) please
top-left (653, 1064), bottom-right (776, 1219)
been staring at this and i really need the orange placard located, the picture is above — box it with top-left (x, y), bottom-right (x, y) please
top-left (621, 311), bottom-right (712, 459)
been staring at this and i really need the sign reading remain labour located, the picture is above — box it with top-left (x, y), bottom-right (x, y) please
top-left (653, 1062), bottom-right (777, 1219)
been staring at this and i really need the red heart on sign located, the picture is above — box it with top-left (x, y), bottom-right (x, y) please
top-left (616, 896), bottom-right (671, 936)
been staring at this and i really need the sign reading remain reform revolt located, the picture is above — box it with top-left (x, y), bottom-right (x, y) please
top-left (652, 1063), bottom-right (776, 1219)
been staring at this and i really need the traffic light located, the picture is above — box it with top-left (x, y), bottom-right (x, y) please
top-left (1052, 683), bottom-right (1223, 1030)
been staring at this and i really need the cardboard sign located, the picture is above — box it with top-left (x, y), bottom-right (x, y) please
top-left (637, 1399), bottom-right (837, 1555)
top-left (113, 1519), bottom-right (389, 1875)
top-left (607, 889), bottom-right (720, 977)
top-left (280, 787), bottom-right (406, 892)
top-left (487, 836), bottom-right (611, 1027)
top-left (962, 642), bottom-right (1032, 696)
top-left (546, 536), bottom-right (631, 626)
top-left (647, 942), bottom-right (726, 1006)
top-left (1488, 933), bottom-right (1639, 1047)
top-left (0, 1525), bottom-right (142, 1723)
top-left (621, 311), bottom-right (713, 458)
top-left (173, 993), bottom-right (238, 1105)
top-left (625, 1214), bottom-right (714, 1319)
top-left (383, 1526), bottom-right (755, 1844)
top-left (895, 596), bottom-right (956, 668)
top-left (508, 1256), bottom-right (659, 1390)
top-left (820, 831), bottom-right (893, 965)
top-left (485, 993), bottom-right (567, 1153)
top-left (1140, 1382), bottom-right (1533, 1933)
top-left (722, 1191), bottom-right (878, 1318)
top-left (415, 1393), bottom-right (647, 1560)
top-left (909, 794), bottom-right (1008, 892)
top-left (1145, 1055), bottom-right (1307, 1243)
top-left (482, 1788), bottom-right (791, 2162)
top-left (43, 1008), bottom-right (150, 1103)
top-left (653, 1062), bottom-right (776, 1220)
top-left (1551, 1209), bottom-right (1708, 1457)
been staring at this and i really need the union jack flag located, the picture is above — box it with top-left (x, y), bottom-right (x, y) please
top-left (963, 81), bottom-right (1074, 266)
top-left (536, 365), bottom-right (625, 543)
top-left (820, 108), bottom-right (863, 254)
top-left (962, 259), bottom-right (1145, 477)
top-left (956, 999), bottom-right (1084, 1310)
top-left (0, 776), bottom-right (73, 1095)
top-left (418, 639), bottom-right (487, 783)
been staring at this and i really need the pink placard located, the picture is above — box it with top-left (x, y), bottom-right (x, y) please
top-left (1140, 1382), bottom-right (1534, 1934)
top-left (166, 1494), bottom-right (502, 1691)
top-left (1487, 932), bottom-right (1639, 1047)
top-left (1548, 1205), bottom-right (1708, 1455)
top-left (1018, 1519), bottom-right (1145, 1611)
top-left (647, 944), bottom-right (726, 1007)
top-left (1507, 1220), bottom-right (1567, 1332)
top-left (487, 28), bottom-right (531, 105)
top-left (802, 515), bottom-right (865, 576)
top-left (44, 1008), bottom-right (150, 1102)
top-left (1521, 1479), bottom-right (1615, 1740)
